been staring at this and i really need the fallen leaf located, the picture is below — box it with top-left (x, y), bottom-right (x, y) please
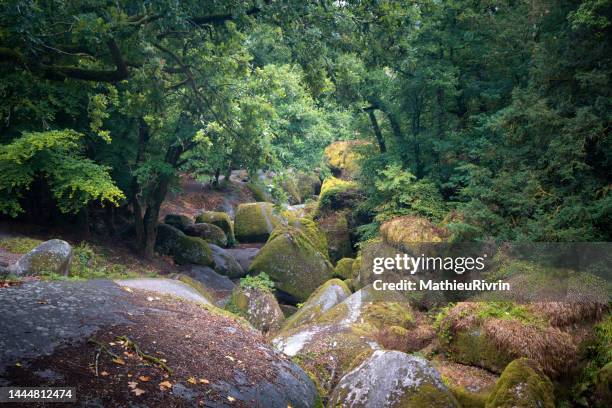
top-left (187, 377), bottom-right (196, 385)
top-left (146, 296), bottom-right (154, 302)
top-left (122, 286), bottom-right (133, 293)
top-left (108, 342), bottom-right (116, 346)
top-left (127, 373), bottom-right (133, 377)
top-left (131, 388), bottom-right (146, 396)
top-left (127, 381), bottom-right (138, 389)
top-left (112, 358), bottom-right (125, 366)
top-left (159, 380), bottom-right (172, 391)
top-left (199, 378), bottom-right (209, 384)
top-left (227, 396), bottom-right (236, 402)
top-left (100, 371), bottom-right (109, 377)
top-left (15, 363), bottom-right (21, 367)
top-left (138, 375), bottom-right (150, 382)
top-left (225, 356), bottom-right (235, 362)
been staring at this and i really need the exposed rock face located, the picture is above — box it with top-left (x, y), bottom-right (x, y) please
top-left (234, 202), bottom-right (282, 243)
top-left (283, 279), bottom-right (351, 331)
top-left (249, 227), bottom-right (333, 302)
top-left (163, 213), bottom-right (193, 231)
top-left (485, 358), bottom-right (554, 408)
top-left (329, 350), bottom-right (458, 408)
top-left (209, 244), bottom-right (245, 278)
top-left (8, 239), bottom-right (72, 277)
top-left (230, 287), bottom-right (285, 334)
top-left (183, 223), bottom-right (227, 247)
top-left (195, 211), bottom-right (235, 244)
top-left (226, 246), bottom-right (260, 271)
top-left (180, 266), bottom-right (235, 307)
top-left (155, 224), bottom-right (213, 266)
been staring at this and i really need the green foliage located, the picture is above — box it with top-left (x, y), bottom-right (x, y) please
top-left (239, 272), bottom-right (275, 293)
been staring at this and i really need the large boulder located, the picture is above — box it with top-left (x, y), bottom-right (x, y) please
top-left (283, 279), bottom-right (351, 331)
top-left (273, 286), bottom-right (414, 396)
top-left (436, 302), bottom-right (578, 377)
top-left (184, 223), bottom-right (227, 247)
top-left (316, 210), bottom-right (353, 263)
top-left (8, 239), bottom-right (72, 277)
top-left (155, 224), bottom-right (213, 266)
top-left (328, 350), bottom-right (458, 407)
top-left (195, 211), bottom-right (235, 245)
top-left (316, 177), bottom-right (361, 215)
top-left (180, 266), bottom-right (235, 306)
top-left (285, 216), bottom-right (329, 259)
top-left (380, 215), bottom-right (448, 252)
top-left (209, 244), bottom-right (245, 278)
top-left (324, 140), bottom-right (376, 179)
top-left (163, 213), bottom-right (193, 231)
top-left (333, 258), bottom-right (356, 280)
top-left (248, 227), bottom-right (333, 302)
top-left (234, 202), bottom-right (282, 243)
top-left (485, 358), bottom-right (554, 408)
top-left (226, 246), bottom-right (260, 271)
top-left (229, 286), bottom-right (285, 334)
top-left (295, 171), bottom-right (321, 201)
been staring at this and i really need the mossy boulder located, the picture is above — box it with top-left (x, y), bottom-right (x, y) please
top-left (315, 210), bottom-right (353, 263)
top-left (8, 239), bottom-right (72, 277)
top-left (333, 258), bottom-right (355, 280)
top-left (234, 202), bottom-right (282, 243)
top-left (273, 286), bottom-right (414, 396)
top-left (283, 279), bottom-right (351, 331)
top-left (485, 358), bottom-right (554, 408)
top-left (329, 350), bottom-right (458, 407)
top-left (295, 171), bottom-right (321, 200)
top-left (248, 227), bottom-right (333, 302)
top-left (284, 216), bottom-right (329, 259)
top-left (324, 140), bottom-right (376, 179)
top-left (209, 244), bottom-right (245, 279)
top-left (155, 224), bottom-right (213, 266)
top-left (436, 302), bottom-right (577, 377)
top-left (316, 177), bottom-right (361, 215)
top-left (163, 213), bottom-right (193, 231)
top-left (195, 211), bottom-right (235, 245)
top-left (183, 223), bottom-right (227, 247)
top-left (380, 215), bottom-right (448, 253)
top-left (229, 287), bottom-right (285, 334)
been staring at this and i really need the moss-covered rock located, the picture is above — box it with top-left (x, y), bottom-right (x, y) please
top-left (8, 239), bottom-right (73, 277)
top-left (295, 171), bottom-right (321, 200)
top-left (229, 287), bottom-right (285, 334)
top-left (316, 177), bottom-right (361, 215)
top-left (436, 302), bottom-right (577, 377)
top-left (283, 279), bottom-right (351, 331)
top-left (234, 202), bottom-right (281, 243)
top-left (324, 140), bottom-right (376, 179)
top-left (195, 211), bottom-right (235, 245)
top-left (333, 258), bottom-right (355, 280)
top-left (248, 227), bottom-right (333, 302)
top-left (273, 286), bottom-right (414, 397)
top-left (155, 224), bottom-right (213, 266)
top-left (315, 210), bottom-right (353, 263)
top-left (329, 350), bottom-right (458, 407)
top-left (283, 216), bottom-right (329, 259)
top-left (485, 358), bottom-right (554, 408)
top-left (163, 213), bottom-right (193, 231)
top-left (183, 223), bottom-right (227, 247)
top-left (209, 244), bottom-right (245, 278)
top-left (380, 215), bottom-right (448, 253)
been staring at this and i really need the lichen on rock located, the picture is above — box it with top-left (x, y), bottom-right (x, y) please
top-left (229, 286), bottom-right (285, 334)
top-left (234, 202), bottom-right (282, 243)
top-left (8, 239), bottom-right (73, 277)
top-left (485, 358), bottom-right (554, 408)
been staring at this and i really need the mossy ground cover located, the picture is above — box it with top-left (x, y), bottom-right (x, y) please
top-left (0, 237), bottom-right (43, 253)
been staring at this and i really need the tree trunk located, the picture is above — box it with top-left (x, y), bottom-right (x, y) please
top-left (366, 108), bottom-right (386, 153)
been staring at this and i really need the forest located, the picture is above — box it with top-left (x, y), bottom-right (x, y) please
top-left (0, 1), bottom-right (610, 407)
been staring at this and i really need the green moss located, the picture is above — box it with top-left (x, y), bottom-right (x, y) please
top-left (163, 213), bottom-right (193, 230)
top-left (315, 210), bottom-right (353, 263)
top-left (475, 302), bottom-right (545, 325)
top-left (333, 258), bottom-right (355, 280)
top-left (173, 235), bottom-right (213, 266)
top-left (445, 383), bottom-right (488, 408)
top-left (361, 302), bottom-right (413, 329)
top-left (235, 202), bottom-right (281, 243)
top-left (486, 358), bottom-right (554, 408)
top-left (317, 177), bottom-right (357, 214)
top-left (195, 211), bottom-right (235, 245)
top-left (323, 140), bottom-right (374, 177)
top-left (295, 171), bottom-right (321, 201)
top-left (281, 216), bottom-right (329, 259)
top-left (400, 383), bottom-right (459, 407)
top-left (0, 237), bottom-right (43, 253)
top-left (184, 222), bottom-right (227, 247)
top-left (248, 227), bottom-right (333, 302)
top-left (246, 181), bottom-right (269, 202)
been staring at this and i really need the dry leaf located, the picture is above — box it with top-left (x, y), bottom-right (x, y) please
top-left (108, 342), bottom-right (116, 346)
top-left (127, 373), bottom-right (133, 377)
top-left (225, 356), bottom-right (235, 362)
top-left (112, 358), bottom-right (125, 366)
top-left (159, 380), bottom-right (172, 391)
top-left (138, 375), bottom-right (150, 382)
top-left (227, 396), bottom-right (236, 402)
top-left (131, 388), bottom-right (146, 396)
top-left (122, 286), bottom-right (133, 293)
top-left (187, 377), bottom-right (196, 385)
top-left (199, 378), bottom-right (209, 384)
top-left (146, 296), bottom-right (154, 302)
top-left (15, 363), bottom-right (21, 367)
top-left (100, 371), bottom-right (109, 377)
top-left (127, 381), bottom-right (138, 389)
